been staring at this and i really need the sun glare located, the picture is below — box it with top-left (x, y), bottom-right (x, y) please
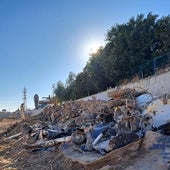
top-left (85, 40), bottom-right (102, 55)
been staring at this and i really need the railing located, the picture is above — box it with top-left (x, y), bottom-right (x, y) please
top-left (133, 52), bottom-right (170, 79)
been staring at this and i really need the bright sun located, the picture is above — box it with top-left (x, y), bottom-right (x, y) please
top-left (84, 40), bottom-right (102, 55)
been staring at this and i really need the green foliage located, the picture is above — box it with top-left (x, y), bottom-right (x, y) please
top-left (65, 72), bottom-right (76, 100)
top-left (85, 47), bottom-right (111, 91)
top-left (65, 72), bottom-right (76, 87)
top-left (54, 13), bottom-right (170, 102)
top-left (105, 13), bottom-right (159, 82)
top-left (54, 81), bottom-right (66, 102)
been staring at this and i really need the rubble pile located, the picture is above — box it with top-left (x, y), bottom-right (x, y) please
top-left (22, 88), bottom-right (149, 155)
top-left (1, 88), bottom-right (170, 169)
top-left (41, 100), bottom-right (108, 129)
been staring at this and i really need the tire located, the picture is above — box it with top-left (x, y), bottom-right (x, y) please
top-left (71, 130), bottom-right (86, 145)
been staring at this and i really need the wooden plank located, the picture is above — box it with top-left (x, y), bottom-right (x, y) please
top-left (24, 136), bottom-right (71, 149)
top-left (5, 132), bottom-right (22, 140)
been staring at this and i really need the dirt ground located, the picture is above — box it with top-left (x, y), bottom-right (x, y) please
top-left (0, 118), bottom-right (169, 170)
top-left (0, 117), bottom-right (78, 170)
top-left (0, 119), bottom-right (21, 134)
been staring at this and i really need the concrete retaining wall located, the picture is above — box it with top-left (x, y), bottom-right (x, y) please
top-left (79, 69), bottom-right (170, 101)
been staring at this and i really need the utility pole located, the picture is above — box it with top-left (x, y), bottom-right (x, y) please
top-left (22, 87), bottom-right (27, 111)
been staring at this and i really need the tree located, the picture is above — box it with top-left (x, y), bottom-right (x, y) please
top-left (73, 70), bottom-right (96, 99)
top-left (104, 13), bottom-right (161, 83)
top-left (54, 81), bottom-right (66, 102)
top-left (154, 15), bottom-right (170, 55)
top-left (65, 72), bottom-right (76, 87)
top-left (65, 72), bottom-right (76, 100)
top-left (53, 13), bottom-right (170, 101)
top-left (85, 47), bottom-right (111, 91)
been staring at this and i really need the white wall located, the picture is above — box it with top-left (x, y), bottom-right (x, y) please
top-left (79, 69), bottom-right (170, 101)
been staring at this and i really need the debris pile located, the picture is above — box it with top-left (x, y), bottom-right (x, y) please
top-left (1, 88), bottom-right (170, 169)
top-left (17, 88), bottom-right (148, 154)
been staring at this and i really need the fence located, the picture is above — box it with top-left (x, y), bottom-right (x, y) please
top-left (133, 52), bottom-right (170, 79)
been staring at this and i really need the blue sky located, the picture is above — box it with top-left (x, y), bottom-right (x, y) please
top-left (0, 0), bottom-right (169, 111)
